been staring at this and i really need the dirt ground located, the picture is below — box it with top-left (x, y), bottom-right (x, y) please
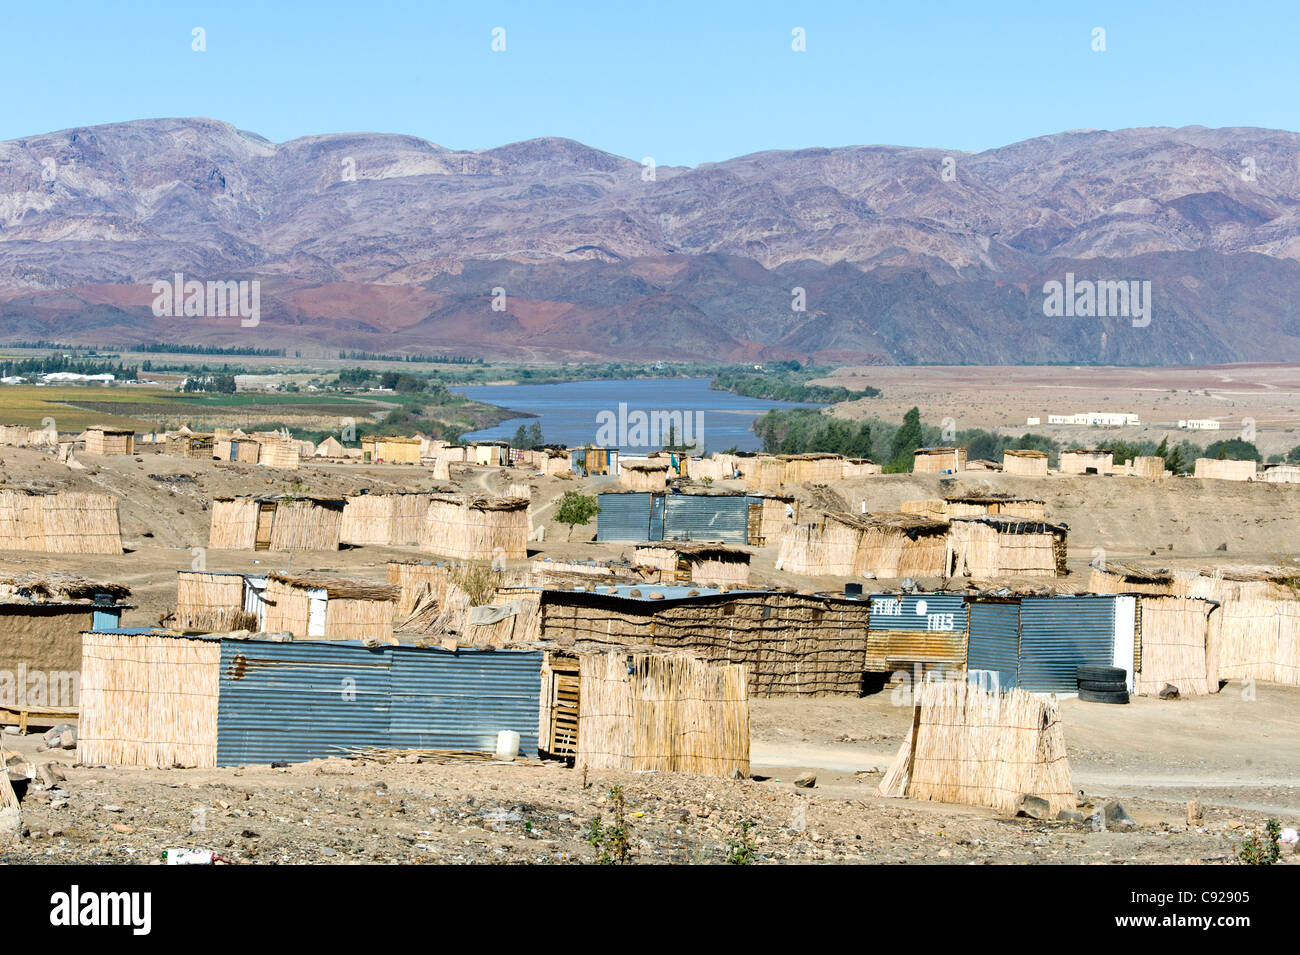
top-left (1, 442), bottom-right (1298, 864)
top-left (3, 686), bottom-right (1295, 865)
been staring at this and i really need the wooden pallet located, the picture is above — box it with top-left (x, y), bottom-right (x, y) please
top-left (0, 702), bottom-right (78, 733)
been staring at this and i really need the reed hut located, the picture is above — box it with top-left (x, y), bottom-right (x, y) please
top-left (1059, 449), bottom-right (1114, 475)
top-left (619, 459), bottom-right (670, 492)
top-left (0, 425), bottom-right (32, 446)
top-left (946, 516), bottom-right (1067, 578)
top-left (574, 651), bottom-right (749, 777)
top-left (213, 436), bottom-right (263, 464)
top-left (632, 543), bottom-right (751, 587)
top-left (1261, 464), bottom-right (1300, 483)
top-left (208, 496), bottom-right (345, 551)
top-left (1130, 456), bottom-right (1167, 480)
top-left (842, 458), bottom-right (883, 479)
top-left (878, 680), bottom-right (1074, 816)
top-left (746, 493), bottom-right (798, 546)
top-left (314, 435), bottom-right (347, 459)
top-left (84, 426), bottom-right (135, 456)
top-left (740, 456), bottom-right (785, 492)
top-left (1134, 596), bottom-right (1220, 696)
top-left (472, 441), bottom-right (509, 467)
top-left (528, 585), bottom-right (871, 696)
top-left (0, 489), bottom-right (123, 554)
top-left (1194, 458), bottom-right (1256, 481)
top-left (777, 512), bottom-right (948, 578)
top-left (419, 495), bottom-right (530, 561)
top-left (912, 447), bottom-right (966, 474)
top-left (261, 573), bottom-right (399, 641)
top-left (363, 436), bottom-right (422, 464)
top-left (255, 435), bottom-right (301, 470)
top-left (166, 432), bottom-right (214, 458)
top-left (76, 631), bottom-right (543, 768)
top-left (1002, 449), bottom-right (1049, 476)
top-left (341, 492), bottom-right (433, 546)
top-left (174, 571), bottom-right (260, 632)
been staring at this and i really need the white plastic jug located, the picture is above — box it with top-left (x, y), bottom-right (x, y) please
top-left (495, 730), bottom-right (521, 759)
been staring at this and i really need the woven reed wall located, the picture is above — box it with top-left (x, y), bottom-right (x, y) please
top-left (1131, 456), bottom-right (1166, 480)
top-left (855, 525), bottom-right (947, 578)
top-left (913, 449), bottom-right (965, 473)
top-left (76, 632), bottom-right (220, 769)
top-left (1002, 451), bottom-right (1048, 476)
top-left (262, 577), bottom-right (313, 635)
top-left (540, 593), bottom-right (869, 696)
top-left (341, 495), bottom-right (395, 545)
top-left (946, 521), bottom-right (1060, 577)
top-left (256, 438), bottom-right (300, 470)
top-left (575, 652), bottom-right (749, 776)
top-left (166, 435), bottom-right (213, 458)
top-left (1059, 451), bottom-right (1113, 475)
top-left (878, 680), bottom-right (1074, 814)
top-left (619, 465), bottom-right (668, 492)
top-left (268, 500), bottom-right (343, 551)
top-left (900, 499), bottom-right (946, 520)
top-left (326, 596), bottom-right (395, 641)
top-left (842, 459), bottom-right (882, 479)
top-left (1194, 458), bottom-right (1256, 481)
top-left (1135, 596), bottom-right (1219, 696)
top-left (418, 498), bottom-right (529, 561)
top-left (0, 490), bottom-right (122, 554)
top-left (208, 499), bottom-right (258, 549)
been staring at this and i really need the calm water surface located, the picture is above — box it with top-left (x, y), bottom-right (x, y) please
top-left (453, 377), bottom-right (818, 452)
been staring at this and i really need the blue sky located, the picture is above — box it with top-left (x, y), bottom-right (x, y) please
top-left (3, 0), bottom-right (1295, 166)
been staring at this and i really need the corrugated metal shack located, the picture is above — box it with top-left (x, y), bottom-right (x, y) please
top-left (76, 629), bottom-right (543, 768)
top-left (596, 492), bottom-right (754, 544)
top-left (866, 592), bottom-right (969, 679)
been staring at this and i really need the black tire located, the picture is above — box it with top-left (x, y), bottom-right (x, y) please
top-left (1078, 687), bottom-right (1129, 704)
top-left (1076, 664), bottom-right (1126, 683)
top-left (1078, 679), bottom-right (1128, 693)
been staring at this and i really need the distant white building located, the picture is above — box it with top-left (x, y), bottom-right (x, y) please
top-left (40, 372), bottom-right (115, 384)
top-left (1047, 412), bottom-right (1139, 427)
top-left (1026, 417), bottom-right (1041, 426)
top-left (1178, 419), bottom-right (1221, 431)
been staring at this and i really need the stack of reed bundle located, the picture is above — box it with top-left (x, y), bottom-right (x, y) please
top-left (418, 494), bottom-right (529, 561)
top-left (878, 680), bottom-right (1074, 815)
top-left (575, 651), bottom-right (749, 777)
top-left (263, 573), bottom-right (398, 640)
top-left (946, 517), bottom-right (1064, 578)
top-left (207, 498), bottom-right (259, 549)
top-left (842, 458), bottom-right (882, 479)
top-left (175, 571), bottom-right (256, 632)
top-left (619, 460), bottom-right (670, 492)
top-left (0, 489), bottom-right (122, 554)
top-left (388, 561), bottom-right (468, 617)
top-left (537, 590), bottom-right (870, 696)
top-left (76, 630), bottom-right (221, 769)
top-left (1002, 449), bottom-right (1049, 476)
top-left (1134, 596), bottom-right (1219, 695)
top-left (1194, 458), bottom-right (1257, 481)
top-left (83, 427), bottom-right (135, 456)
top-left (632, 543), bottom-right (751, 587)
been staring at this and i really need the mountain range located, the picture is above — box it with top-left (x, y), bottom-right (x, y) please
top-left (4, 118), bottom-right (1300, 363)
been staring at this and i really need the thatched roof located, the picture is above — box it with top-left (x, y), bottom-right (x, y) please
top-left (1004, 448), bottom-right (1048, 458)
top-left (826, 511), bottom-right (949, 536)
top-left (622, 460), bottom-right (671, 472)
top-left (635, 542), bottom-right (751, 561)
top-left (1092, 560), bottom-right (1173, 583)
top-left (428, 493), bottom-right (530, 512)
top-left (951, 515), bottom-right (1066, 535)
top-left (266, 573), bottom-right (400, 601)
top-left (87, 425), bottom-right (134, 435)
top-left (1064, 448), bottom-right (1113, 455)
top-left (214, 494), bottom-right (346, 508)
top-left (944, 494), bottom-right (1044, 505)
top-left (0, 572), bottom-right (131, 602)
top-left (915, 446), bottom-right (962, 454)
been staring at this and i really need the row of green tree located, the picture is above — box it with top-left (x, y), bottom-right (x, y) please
top-left (712, 362), bottom-right (881, 404)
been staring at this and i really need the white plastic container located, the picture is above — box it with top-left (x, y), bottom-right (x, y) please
top-left (495, 730), bottom-right (521, 760)
top-left (163, 849), bottom-right (214, 865)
